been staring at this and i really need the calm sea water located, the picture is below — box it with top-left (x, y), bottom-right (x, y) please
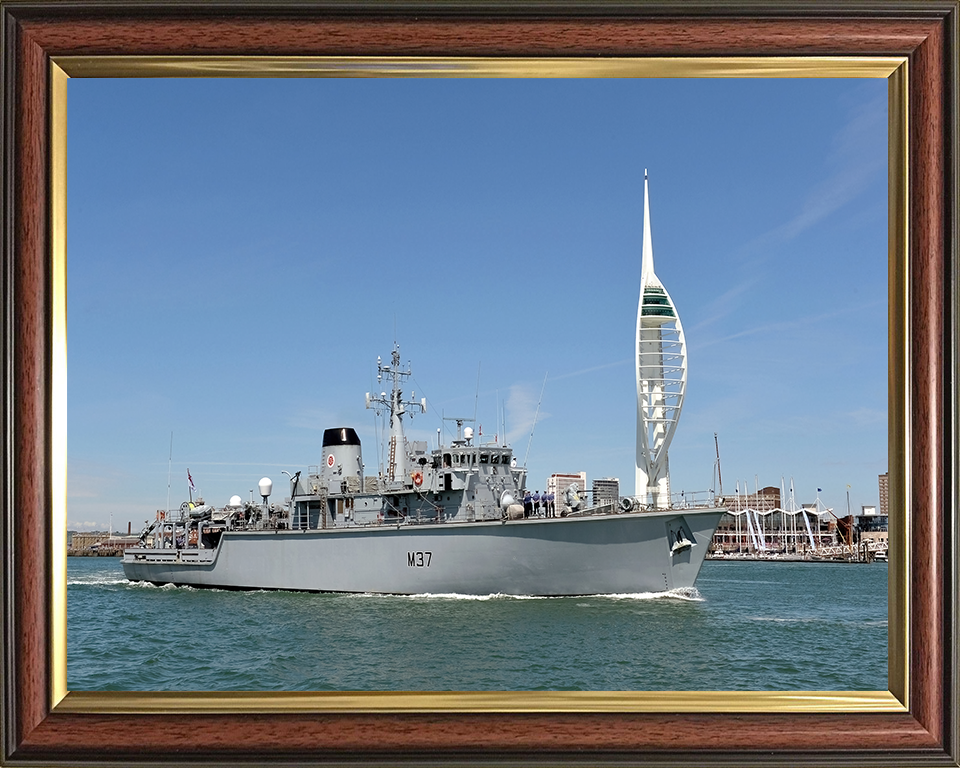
top-left (67, 557), bottom-right (887, 692)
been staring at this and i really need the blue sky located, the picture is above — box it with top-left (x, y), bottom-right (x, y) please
top-left (67, 76), bottom-right (887, 532)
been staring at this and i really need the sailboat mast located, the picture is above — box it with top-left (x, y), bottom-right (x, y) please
top-left (714, 432), bottom-right (723, 496)
top-left (165, 432), bottom-right (173, 514)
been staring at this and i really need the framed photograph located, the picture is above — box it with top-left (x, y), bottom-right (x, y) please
top-left (2, 3), bottom-right (957, 765)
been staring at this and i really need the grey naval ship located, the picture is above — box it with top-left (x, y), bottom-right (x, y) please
top-left (123, 346), bottom-right (724, 596)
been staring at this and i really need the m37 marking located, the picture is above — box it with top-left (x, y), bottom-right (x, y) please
top-left (407, 551), bottom-right (432, 567)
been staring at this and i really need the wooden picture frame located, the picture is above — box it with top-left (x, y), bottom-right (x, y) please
top-left (2, 2), bottom-right (957, 765)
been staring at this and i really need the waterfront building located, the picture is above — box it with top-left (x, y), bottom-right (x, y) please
top-left (878, 472), bottom-right (889, 517)
top-left (68, 530), bottom-right (140, 555)
top-left (713, 486), bottom-right (781, 552)
top-left (70, 531), bottom-right (110, 550)
top-left (855, 505), bottom-right (889, 550)
top-left (547, 472), bottom-right (587, 507)
top-left (592, 477), bottom-right (620, 507)
top-left (635, 172), bottom-right (686, 508)
top-left (710, 483), bottom-right (836, 555)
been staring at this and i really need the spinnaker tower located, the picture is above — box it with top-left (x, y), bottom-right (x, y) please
top-left (635, 172), bottom-right (687, 508)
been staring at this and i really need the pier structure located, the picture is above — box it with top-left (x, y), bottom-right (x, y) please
top-left (712, 483), bottom-right (829, 556)
top-left (635, 171), bottom-right (686, 508)
top-left (67, 529), bottom-right (140, 556)
top-left (708, 482), bottom-right (888, 562)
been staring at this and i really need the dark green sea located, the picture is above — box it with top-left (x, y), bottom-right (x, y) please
top-left (67, 557), bottom-right (887, 692)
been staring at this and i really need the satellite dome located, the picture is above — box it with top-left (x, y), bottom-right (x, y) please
top-left (258, 477), bottom-right (273, 498)
top-left (463, 427), bottom-right (474, 441)
top-left (228, 495), bottom-right (242, 507)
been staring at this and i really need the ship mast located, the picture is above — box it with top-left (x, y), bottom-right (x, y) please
top-left (366, 345), bottom-right (426, 486)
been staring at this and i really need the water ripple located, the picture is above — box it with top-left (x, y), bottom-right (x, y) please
top-left (68, 558), bottom-right (887, 692)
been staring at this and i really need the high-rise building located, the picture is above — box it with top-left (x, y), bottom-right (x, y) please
top-left (592, 477), bottom-right (620, 507)
top-left (878, 472), bottom-right (889, 517)
top-left (547, 472), bottom-right (587, 503)
top-left (636, 172), bottom-right (686, 507)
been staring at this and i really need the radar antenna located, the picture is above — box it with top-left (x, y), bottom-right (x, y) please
top-left (365, 344), bottom-right (426, 485)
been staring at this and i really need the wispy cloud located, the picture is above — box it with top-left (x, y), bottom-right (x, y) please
top-left (67, 520), bottom-right (102, 531)
top-left (686, 278), bottom-right (762, 335)
top-left (68, 460), bottom-right (127, 499)
top-left (691, 90), bottom-right (886, 349)
top-left (742, 92), bottom-right (886, 262)
top-left (694, 298), bottom-right (884, 350)
top-left (547, 358), bottom-right (631, 382)
top-left (846, 407), bottom-right (886, 427)
top-left (504, 383), bottom-right (549, 449)
top-left (67, 499), bottom-right (158, 530)
top-left (286, 407), bottom-right (339, 431)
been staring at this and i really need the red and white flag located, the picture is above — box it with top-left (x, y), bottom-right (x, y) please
top-left (187, 468), bottom-right (196, 493)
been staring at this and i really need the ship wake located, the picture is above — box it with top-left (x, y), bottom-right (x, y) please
top-left (352, 588), bottom-right (704, 602)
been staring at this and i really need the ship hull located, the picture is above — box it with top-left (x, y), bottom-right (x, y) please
top-left (122, 507), bottom-right (724, 596)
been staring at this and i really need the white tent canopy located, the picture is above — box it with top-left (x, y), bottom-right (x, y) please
top-left (718, 480), bottom-right (836, 553)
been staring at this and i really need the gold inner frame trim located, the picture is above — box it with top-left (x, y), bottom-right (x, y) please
top-left (49, 55), bottom-right (909, 716)
top-left (54, 55), bottom-right (905, 79)
top-left (50, 62), bottom-right (69, 709)
top-left (57, 689), bottom-right (907, 715)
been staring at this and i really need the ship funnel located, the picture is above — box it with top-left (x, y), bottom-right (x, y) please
top-left (321, 427), bottom-right (363, 492)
